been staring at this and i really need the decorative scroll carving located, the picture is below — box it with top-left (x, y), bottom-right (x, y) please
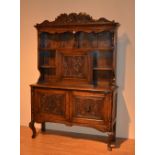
top-left (63, 56), bottom-right (85, 78)
top-left (73, 96), bottom-right (104, 119)
top-left (39, 93), bottom-right (65, 115)
top-left (53, 13), bottom-right (94, 24)
top-left (35, 13), bottom-right (116, 27)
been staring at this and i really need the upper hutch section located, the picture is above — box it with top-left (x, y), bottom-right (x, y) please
top-left (35, 13), bottom-right (119, 89)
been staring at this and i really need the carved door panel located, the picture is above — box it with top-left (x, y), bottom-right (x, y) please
top-left (71, 91), bottom-right (112, 126)
top-left (33, 88), bottom-right (69, 122)
top-left (56, 50), bottom-right (92, 84)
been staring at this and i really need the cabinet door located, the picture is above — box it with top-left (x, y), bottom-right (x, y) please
top-left (71, 91), bottom-right (112, 126)
top-left (33, 88), bottom-right (69, 122)
top-left (57, 50), bottom-right (92, 85)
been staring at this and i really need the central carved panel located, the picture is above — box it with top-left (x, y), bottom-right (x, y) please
top-left (39, 93), bottom-right (65, 115)
top-left (73, 96), bottom-right (104, 119)
top-left (62, 56), bottom-right (86, 78)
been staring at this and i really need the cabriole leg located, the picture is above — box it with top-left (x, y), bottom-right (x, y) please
top-left (29, 121), bottom-right (36, 138)
top-left (112, 122), bottom-right (116, 142)
top-left (107, 132), bottom-right (115, 151)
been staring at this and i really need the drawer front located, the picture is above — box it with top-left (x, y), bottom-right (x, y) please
top-left (71, 91), bottom-right (112, 125)
top-left (33, 88), bottom-right (68, 122)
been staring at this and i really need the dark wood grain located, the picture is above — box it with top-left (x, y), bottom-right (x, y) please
top-left (29, 13), bottom-right (119, 151)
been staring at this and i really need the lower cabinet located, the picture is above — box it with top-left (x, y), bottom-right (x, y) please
top-left (29, 86), bottom-right (116, 151)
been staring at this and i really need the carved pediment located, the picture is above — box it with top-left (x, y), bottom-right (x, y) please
top-left (36, 13), bottom-right (117, 27)
top-left (53, 13), bottom-right (94, 24)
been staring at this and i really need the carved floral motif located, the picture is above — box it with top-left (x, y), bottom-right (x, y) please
top-left (35, 13), bottom-right (115, 27)
top-left (63, 56), bottom-right (85, 78)
top-left (73, 96), bottom-right (104, 119)
top-left (39, 93), bottom-right (65, 115)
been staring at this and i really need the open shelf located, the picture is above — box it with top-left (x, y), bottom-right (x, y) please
top-left (39, 50), bottom-right (56, 68)
top-left (39, 31), bottom-right (114, 49)
top-left (39, 65), bottom-right (56, 68)
top-left (39, 48), bottom-right (56, 51)
top-left (39, 47), bottom-right (114, 52)
top-left (93, 67), bottom-right (113, 70)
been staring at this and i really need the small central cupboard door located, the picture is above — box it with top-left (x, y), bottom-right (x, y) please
top-left (71, 91), bottom-right (112, 126)
top-left (33, 88), bottom-right (69, 122)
